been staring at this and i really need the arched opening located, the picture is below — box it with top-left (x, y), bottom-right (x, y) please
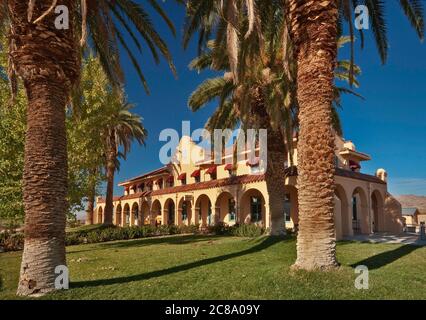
top-left (115, 204), bottom-right (122, 226)
top-left (239, 189), bottom-right (266, 226)
top-left (215, 192), bottom-right (236, 225)
top-left (151, 200), bottom-right (162, 226)
top-left (351, 187), bottom-right (369, 234)
top-left (335, 184), bottom-right (350, 239)
top-left (284, 185), bottom-right (299, 231)
top-left (131, 202), bottom-right (139, 226)
top-left (178, 197), bottom-right (192, 225)
top-left (97, 207), bottom-right (103, 224)
top-left (371, 190), bottom-right (384, 233)
top-left (164, 198), bottom-right (176, 225)
top-left (123, 203), bottom-right (130, 227)
top-left (141, 201), bottom-right (150, 225)
top-left (195, 194), bottom-right (213, 227)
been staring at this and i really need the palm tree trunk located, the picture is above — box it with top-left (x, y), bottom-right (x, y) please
top-left (250, 88), bottom-right (287, 236)
top-left (266, 130), bottom-right (287, 236)
top-left (103, 130), bottom-right (116, 226)
top-left (289, 0), bottom-right (339, 269)
top-left (17, 81), bottom-right (69, 296)
top-left (8, 0), bottom-right (79, 295)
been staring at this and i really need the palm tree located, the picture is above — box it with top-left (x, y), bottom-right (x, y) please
top-left (287, 0), bottom-right (424, 270)
top-left (184, 0), bottom-right (424, 270)
top-left (187, 27), bottom-right (360, 236)
top-left (102, 98), bottom-right (147, 226)
top-left (0, 0), bottom-right (177, 295)
top-left (184, 1), bottom-right (294, 235)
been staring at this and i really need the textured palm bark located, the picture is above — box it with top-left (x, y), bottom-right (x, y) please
top-left (103, 130), bottom-right (117, 226)
top-left (249, 88), bottom-right (287, 236)
top-left (8, 0), bottom-right (80, 295)
top-left (289, 0), bottom-right (339, 269)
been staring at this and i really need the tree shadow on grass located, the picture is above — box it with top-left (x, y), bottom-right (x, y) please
top-left (71, 236), bottom-right (289, 289)
top-left (350, 244), bottom-right (419, 270)
top-left (102, 234), bottom-right (224, 249)
top-left (69, 235), bottom-right (220, 254)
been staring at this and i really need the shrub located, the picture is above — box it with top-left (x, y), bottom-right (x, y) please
top-left (0, 231), bottom-right (24, 251)
top-left (156, 224), bottom-right (172, 236)
top-left (179, 224), bottom-right (200, 234)
top-left (0, 222), bottom-right (266, 251)
top-left (229, 224), bottom-right (264, 237)
top-left (65, 232), bottom-right (82, 246)
top-left (208, 222), bottom-right (230, 235)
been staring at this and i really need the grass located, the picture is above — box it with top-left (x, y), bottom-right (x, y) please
top-left (65, 223), bottom-right (111, 233)
top-left (0, 235), bottom-right (425, 300)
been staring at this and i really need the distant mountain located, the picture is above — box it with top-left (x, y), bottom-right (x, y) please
top-left (396, 195), bottom-right (426, 212)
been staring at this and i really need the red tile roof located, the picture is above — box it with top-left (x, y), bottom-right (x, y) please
top-left (151, 174), bottom-right (265, 196)
top-left (118, 166), bottom-right (170, 185)
top-left (335, 167), bottom-right (386, 184)
top-left (98, 167), bottom-right (385, 204)
top-left (285, 166), bottom-right (386, 185)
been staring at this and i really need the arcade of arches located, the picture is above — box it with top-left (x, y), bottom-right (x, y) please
top-left (95, 175), bottom-right (403, 240)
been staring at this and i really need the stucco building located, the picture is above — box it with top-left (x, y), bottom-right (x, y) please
top-left (94, 135), bottom-right (404, 240)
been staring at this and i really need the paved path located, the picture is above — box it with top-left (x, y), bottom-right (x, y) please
top-left (344, 233), bottom-right (426, 246)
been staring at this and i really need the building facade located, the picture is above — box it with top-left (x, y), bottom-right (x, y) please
top-left (94, 135), bottom-right (404, 240)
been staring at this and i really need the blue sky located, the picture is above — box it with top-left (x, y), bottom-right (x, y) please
top-left (107, 1), bottom-right (426, 197)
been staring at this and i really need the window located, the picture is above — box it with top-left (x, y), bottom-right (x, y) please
top-left (228, 198), bottom-right (236, 221)
top-left (166, 177), bottom-right (174, 188)
top-left (210, 173), bottom-right (217, 180)
top-left (182, 202), bottom-right (188, 221)
top-left (182, 178), bottom-right (187, 185)
top-left (334, 155), bottom-right (339, 168)
top-left (250, 196), bottom-right (262, 222)
top-left (284, 194), bottom-right (291, 222)
top-left (195, 176), bottom-right (200, 183)
top-left (352, 196), bottom-right (358, 220)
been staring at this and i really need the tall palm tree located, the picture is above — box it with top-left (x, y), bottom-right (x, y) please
top-left (102, 99), bottom-right (147, 226)
top-left (184, 0), bottom-right (424, 270)
top-left (187, 27), bottom-right (360, 236)
top-left (184, 1), bottom-right (294, 235)
top-left (287, 0), bottom-right (424, 270)
top-left (0, 0), bottom-right (177, 295)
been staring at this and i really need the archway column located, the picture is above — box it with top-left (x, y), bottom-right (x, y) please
top-left (344, 203), bottom-right (353, 236)
top-left (192, 206), bottom-right (199, 225)
top-left (163, 207), bottom-right (169, 226)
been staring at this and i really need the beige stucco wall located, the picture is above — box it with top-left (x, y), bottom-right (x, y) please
top-left (94, 136), bottom-right (403, 239)
top-left (384, 194), bottom-right (404, 233)
top-left (418, 214), bottom-right (426, 224)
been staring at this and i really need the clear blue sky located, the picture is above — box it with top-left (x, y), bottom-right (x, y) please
top-left (107, 1), bottom-right (426, 197)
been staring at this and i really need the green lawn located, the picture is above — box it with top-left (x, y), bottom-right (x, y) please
top-left (0, 235), bottom-right (425, 300)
